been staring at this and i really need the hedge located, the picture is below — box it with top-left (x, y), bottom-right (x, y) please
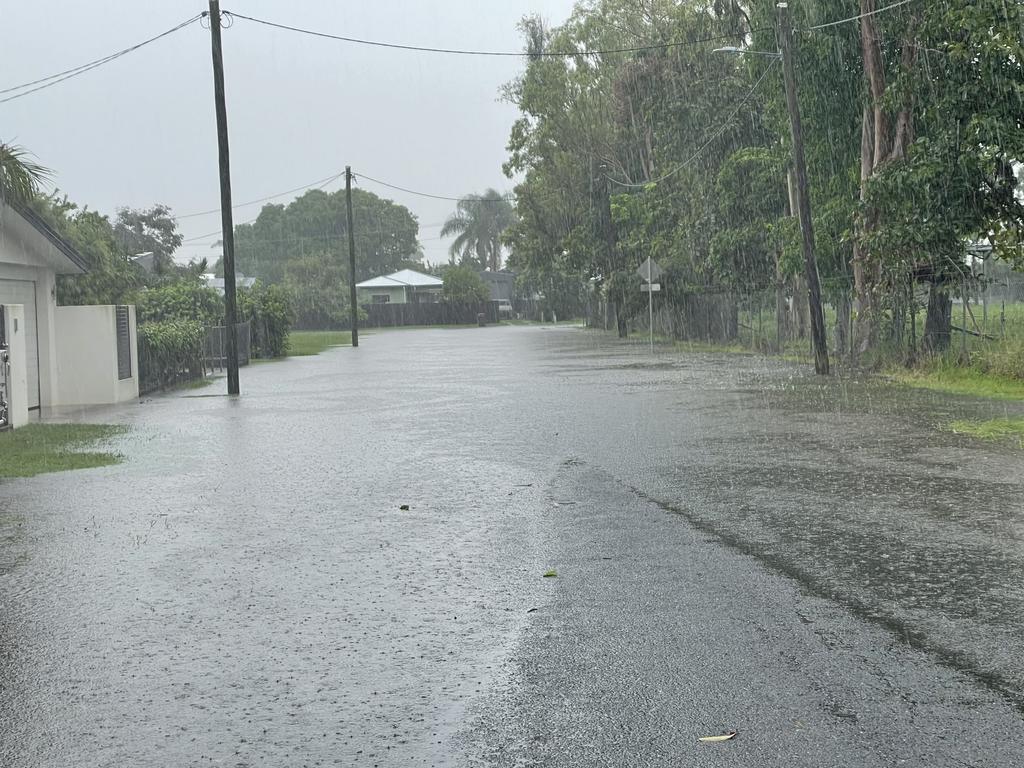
top-left (137, 320), bottom-right (205, 393)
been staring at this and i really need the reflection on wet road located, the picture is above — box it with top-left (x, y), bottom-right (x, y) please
top-left (1, 326), bottom-right (1022, 766)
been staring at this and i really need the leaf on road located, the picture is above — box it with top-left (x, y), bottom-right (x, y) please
top-left (698, 731), bottom-right (737, 743)
top-left (399, 504), bottom-right (410, 511)
top-left (526, 607), bottom-right (539, 613)
top-left (542, 570), bottom-right (558, 578)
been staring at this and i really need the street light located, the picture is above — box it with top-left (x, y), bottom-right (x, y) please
top-left (713, 3), bottom-right (830, 375)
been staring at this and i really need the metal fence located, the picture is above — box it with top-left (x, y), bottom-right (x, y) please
top-left (203, 322), bottom-right (251, 371)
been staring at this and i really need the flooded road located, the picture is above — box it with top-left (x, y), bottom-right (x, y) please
top-left (2, 325), bottom-right (1023, 766)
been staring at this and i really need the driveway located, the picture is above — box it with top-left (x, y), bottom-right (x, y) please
top-left (2, 325), bottom-right (1023, 766)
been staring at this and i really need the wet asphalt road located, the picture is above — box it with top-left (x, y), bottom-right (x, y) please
top-left (2, 325), bottom-right (1024, 767)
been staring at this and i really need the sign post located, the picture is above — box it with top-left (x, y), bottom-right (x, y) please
top-left (637, 258), bottom-right (663, 354)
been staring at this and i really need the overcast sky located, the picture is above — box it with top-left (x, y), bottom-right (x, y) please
top-left (2, 0), bottom-right (577, 267)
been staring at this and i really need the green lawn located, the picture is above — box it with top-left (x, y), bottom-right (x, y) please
top-left (947, 417), bottom-right (1024, 446)
top-left (891, 366), bottom-right (1024, 401)
top-left (287, 331), bottom-right (353, 356)
top-left (0, 424), bottom-right (127, 479)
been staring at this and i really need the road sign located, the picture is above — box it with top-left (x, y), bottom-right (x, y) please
top-left (641, 283), bottom-right (661, 292)
top-left (636, 257), bottom-right (663, 283)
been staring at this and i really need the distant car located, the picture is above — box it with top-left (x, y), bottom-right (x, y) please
top-left (496, 300), bottom-right (514, 318)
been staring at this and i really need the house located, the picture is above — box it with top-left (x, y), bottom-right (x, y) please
top-left (201, 272), bottom-right (258, 295)
top-left (1, 200), bottom-right (139, 429)
top-left (478, 270), bottom-right (516, 303)
top-left (356, 269), bottom-right (443, 305)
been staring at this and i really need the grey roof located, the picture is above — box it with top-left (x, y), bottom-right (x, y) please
top-left (356, 269), bottom-right (443, 289)
top-left (4, 200), bottom-right (88, 273)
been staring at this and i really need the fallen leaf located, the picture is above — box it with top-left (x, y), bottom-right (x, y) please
top-left (526, 607), bottom-right (539, 613)
top-left (399, 504), bottom-right (410, 511)
top-left (542, 570), bottom-right (558, 578)
top-left (698, 731), bottom-right (736, 743)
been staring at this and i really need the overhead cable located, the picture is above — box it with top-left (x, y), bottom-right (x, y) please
top-left (804, 0), bottom-right (917, 31)
top-left (224, 11), bottom-right (766, 57)
top-left (0, 14), bottom-right (206, 105)
top-left (176, 170), bottom-right (346, 219)
top-left (355, 173), bottom-right (512, 203)
top-left (607, 60), bottom-right (777, 189)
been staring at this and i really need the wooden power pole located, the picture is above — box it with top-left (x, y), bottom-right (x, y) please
top-left (778, 2), bottom-right (829, 375)
top-left (345, 167), bottom-right (359, 347)
top-left (208, 0), bottom-right (240, 393)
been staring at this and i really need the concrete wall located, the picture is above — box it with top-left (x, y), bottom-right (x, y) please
top-left (1, 304), bottom-right (29, 428)
top-left (55, 305), bottom-right (139, 406)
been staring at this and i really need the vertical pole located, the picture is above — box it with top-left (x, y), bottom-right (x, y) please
top-left (648, 281), bottom-right (654, 353)
top-left (961, 273), bottom-right (967, 356)
top-left (208, 0), bottom-right (240, 395)
top-left (345, 167), bottom-right (359, 347)
top-left (778, 2), bottom-right (829, 375)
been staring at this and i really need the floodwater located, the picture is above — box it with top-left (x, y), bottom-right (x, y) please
top-left (1, 325), bottom-right (1023, 767)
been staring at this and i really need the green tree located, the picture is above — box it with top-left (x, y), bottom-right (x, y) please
top-left (0, 142), bottom-right (50, 203)
top-left (233, 188), bottom-right (421, 285)
top-left (442, 265), bottom-right (490, 304)
top-left (113, 205), bottom-right (183, 277)
top-left (283, 252), bottom-right (351, 329)
top-left (27, 194), bottom-right (144, 306)
top-left (440, 191), bottom-right (516, 270)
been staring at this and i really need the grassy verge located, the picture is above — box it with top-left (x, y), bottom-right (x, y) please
top-left (288, 330), bottom-right (353, 356)
top-left (947, 417), bottom-right (1024, 446)
top-left (891, 366), bottom-right (1024, 401)
top-left (0, 424), bottom-right (127, 478)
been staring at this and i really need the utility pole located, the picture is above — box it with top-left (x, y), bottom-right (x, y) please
top-left (345, 167), bottom-right (359, 347)
top-left (208, 0), bottom-right (240, 394)
top-left (777, 2), bottom-right (829, 375)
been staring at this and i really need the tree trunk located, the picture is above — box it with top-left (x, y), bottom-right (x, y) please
top-left (853, 3), bottom-right (918, 357)
top-left (835, 293), bottom-right (851, 358)
top-left (775, 254), bottom-right (787, 351)
top-left (615, 302), bottom-right (628, 338)
top-left (922, 282), bottom-right (952, 352)
top-left (790, 275), bottom-right (809, 339)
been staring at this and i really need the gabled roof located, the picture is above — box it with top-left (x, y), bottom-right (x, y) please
top-left (0, 199), bottom-right (88, 274)
top-left (356, 268), bottom-right (443, 289)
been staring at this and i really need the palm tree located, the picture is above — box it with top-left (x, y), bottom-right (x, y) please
top-left (440, 190), bottom-right (516, 271)
top-left (0, 142), bottom-right (50, 204)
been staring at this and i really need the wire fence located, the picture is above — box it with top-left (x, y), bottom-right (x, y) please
top-left (586, 261), bottom-right (1024, 372)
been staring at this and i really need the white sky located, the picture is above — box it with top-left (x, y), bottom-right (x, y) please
top-left (2, 0), bottom-right (577, 267)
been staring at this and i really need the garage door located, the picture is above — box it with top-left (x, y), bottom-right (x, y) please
top-left (0, 279), bottom-right (39, 409)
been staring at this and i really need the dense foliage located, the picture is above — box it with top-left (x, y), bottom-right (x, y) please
top-left (239, 282), bottom-right (295, 358)
top-left (137, 320), bottom-right (205, 392)
top-left (232, 188), bottom-right (422, 283)
top-left (135, 281), bottom-right (223, 326)
top-left (442, 265), bottom-right (491, 304)
top-left (503, 0), bottom-right (1024, 359)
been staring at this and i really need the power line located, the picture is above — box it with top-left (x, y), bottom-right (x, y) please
top-left (355, 173), bottom-right (512, 203)
top-left (0, 14), bottom-right (206, 105)
top-left (224, 10), bottom-right (766, 57)
top-left (175, 170), bottom-right (346, 219)
top-left (804, 0), bottom-right (918, 32)
top-left (607, 60), bottom-right (777, 189)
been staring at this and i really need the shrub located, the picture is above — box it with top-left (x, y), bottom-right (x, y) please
top-left (135, 282), bottom-right (223, 326)
top-left (239, 282), bottom-right (295, 358)
top-left (442, 265), bottom-right (490, 304)
top-left (137, 320), bottom-right (205, 392)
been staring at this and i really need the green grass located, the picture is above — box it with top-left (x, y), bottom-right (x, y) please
top-left (287, 330), bottom-right (353, 356)
top-left (0, 424), bottom-right (127, 478)
top-left (892, 366), bottom-right (1024, 401)
top-left (947, 417), bottom-right (1024, 445)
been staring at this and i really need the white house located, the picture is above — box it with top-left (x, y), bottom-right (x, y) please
top-left (1, 200), bottom-right (139, 429)
top-left (356, 269), bottom-right (443, 305)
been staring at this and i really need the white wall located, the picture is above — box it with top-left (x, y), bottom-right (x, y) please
top-left (2, 304), bottom-right (29, 428)
top-left (55, 305), bottom-right (139, 406)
